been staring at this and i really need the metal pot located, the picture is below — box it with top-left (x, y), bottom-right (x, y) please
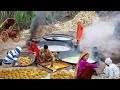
top-left (37, 41), bottom-right (73, 52)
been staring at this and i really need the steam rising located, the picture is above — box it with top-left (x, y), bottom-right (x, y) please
top-left (80, 14), bottom-right (120, 59)
top-left (81, 21), bottom-right (114, 48)
top-left (28, 11), bottom-right (120, 62)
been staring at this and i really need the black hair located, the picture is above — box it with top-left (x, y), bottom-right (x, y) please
top-left (44, 45), bottom-right (48, 49)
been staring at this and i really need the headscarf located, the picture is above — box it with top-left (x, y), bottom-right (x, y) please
top-left (28, 42), bottom-right (40, 62)
top-left (105, 58), bottom-right (112, 65)
top-left (74, 52), bottom-right (89, 76)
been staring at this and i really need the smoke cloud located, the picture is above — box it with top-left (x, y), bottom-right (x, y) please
top-left (30, 11), bottom-right (52, 40)
top-left (80, 13), bottom-right (120, 59)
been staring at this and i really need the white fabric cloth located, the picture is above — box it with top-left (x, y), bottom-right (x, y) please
top-left (15, 46), bottom-right (22, 55)
top-left (105, 58), bottom-right (112, 65)
top-left (104, 63), bottom-right (120, 79)
top-left (3, 46), bottom-right (22, 66)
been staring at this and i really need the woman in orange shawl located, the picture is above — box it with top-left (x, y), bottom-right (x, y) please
top-left (74, 52), bottom-right (98, 79)
top-left (76, 21), bottom-right (84, 44)
top-left (28, 42), bottom-right (40, 64)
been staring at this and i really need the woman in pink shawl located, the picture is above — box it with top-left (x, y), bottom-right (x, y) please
top-left (74, 52), bottom-right (98, 79)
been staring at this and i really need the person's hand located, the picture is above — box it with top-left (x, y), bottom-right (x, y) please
top-left (97, 66), bottom-right (101, 68)
top-left (42, 53), bottom-right (44, 56)
top-left (40, 60), bottom-right (44, 63)
top-left (14, 63), bottom-right (19, 67)
top-left (33, 52), bottom-right (36, 54)
top-left (28, 51), bottom-right (36, 55)
top-left (28, 50), bottom-right (33, 53)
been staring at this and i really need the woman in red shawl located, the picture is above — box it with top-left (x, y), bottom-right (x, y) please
top-left (76, 21), bottom-right (84, 44)
top-left (28, 42), bottom-right (40, 64)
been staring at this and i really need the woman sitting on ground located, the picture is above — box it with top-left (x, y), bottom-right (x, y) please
top-left (28, 42), bottom-right (40, 65)
top-left (74, 52), bottom-right (98, 79)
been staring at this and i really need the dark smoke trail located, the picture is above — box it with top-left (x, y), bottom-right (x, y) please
top-left (29, 11), bottom-right (52, 40)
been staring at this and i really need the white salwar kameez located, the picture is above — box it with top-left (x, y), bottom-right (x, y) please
top-left (104, 58), bottom-right (120, 79)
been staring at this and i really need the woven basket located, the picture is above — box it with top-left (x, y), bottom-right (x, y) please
top-left (18, 52), bottom-right (35, 67)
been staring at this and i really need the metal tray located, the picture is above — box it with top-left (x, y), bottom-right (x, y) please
top-left (37, 60), bottom-right (72, 73)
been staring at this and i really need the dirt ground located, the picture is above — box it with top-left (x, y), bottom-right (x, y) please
top-left (0, 30), bottom-right (30, 59)
top-left (0, 27), bottom-right (76, 59)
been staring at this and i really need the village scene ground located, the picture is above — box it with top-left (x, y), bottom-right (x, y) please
top-left (0, 11), bottom-right (120, 79)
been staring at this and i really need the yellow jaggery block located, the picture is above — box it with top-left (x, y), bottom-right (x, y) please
top-left (18, 56), bottom-right (33, 66)
top-left (0, 67), bottom-right (48, 79)
top-left (50, 71), bottom-right (74, 79)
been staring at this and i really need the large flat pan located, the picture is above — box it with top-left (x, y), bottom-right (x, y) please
top-left (62, 55), bottom-right (96, 65)
top-left (58, 49), bottom-right (96, 65)
top-left (42, 34), bottom-right (74, 42)
top-left (37, 41), bottom-right (73, 52)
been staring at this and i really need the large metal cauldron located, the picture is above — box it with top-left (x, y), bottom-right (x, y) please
top-left (37, 41), bottom-right (96, 65)
top-left (42, 34), bottom-right (75, 43)
top-left (37, 41), bottom-right (73, 52)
